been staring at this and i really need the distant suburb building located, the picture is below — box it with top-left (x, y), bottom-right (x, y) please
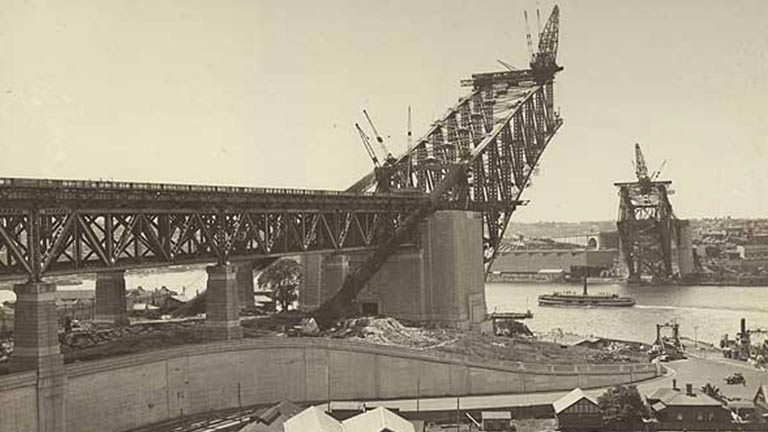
top-left (553, 388), bottom-right (603, 432)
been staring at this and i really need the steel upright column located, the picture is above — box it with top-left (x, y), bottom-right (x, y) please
top-left (10, 280), bottom-right (66, 432)
top-left (204, 264), bottom-right (242, 340)
top-left (94, 270), bottom-right (129, 326)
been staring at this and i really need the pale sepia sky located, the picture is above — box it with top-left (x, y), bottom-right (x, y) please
top-left (0, 0), bottom-right (766, 222)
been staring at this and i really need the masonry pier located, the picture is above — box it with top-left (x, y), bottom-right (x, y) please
top-left (236, 261), bottom-right (255, 310)
top-left (9, 280), bottom-right (66, 432)
top-left (204, 264), bottom-right (243, 341)
top-left (94, 270), bottom-right (128, 326)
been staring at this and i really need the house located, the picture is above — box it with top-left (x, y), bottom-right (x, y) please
top-left (238, 401), bottom-right (303, 432)
top-left (553, 388), bottom-right (603, 432)
top-left (647, 383), bottom-right (733, 430)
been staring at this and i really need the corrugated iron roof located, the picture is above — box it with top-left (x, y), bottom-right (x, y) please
top-left (283, 406), bottom-right (343, 432)
top-left (342, 407), bottom-right (415, 432)
top-left (553, 388), bottom-right (598, 414)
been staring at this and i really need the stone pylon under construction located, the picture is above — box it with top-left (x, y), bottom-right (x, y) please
top-left (615, 144), bottom-right (695, 283)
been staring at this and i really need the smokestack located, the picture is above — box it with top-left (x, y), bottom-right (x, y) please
top-left (686, 383), bottom-right (693, 396)
top-left (672, 379), bottom-right (677, 390)
top-left (741, 318), bottom-right (747, 337)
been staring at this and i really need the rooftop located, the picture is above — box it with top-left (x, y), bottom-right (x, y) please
top-left (553, 388), bottom-right (598, 414)
top-left (648, 387), bottom-right (724, 408)
top-left (342, 407), bottom-right (415, 432)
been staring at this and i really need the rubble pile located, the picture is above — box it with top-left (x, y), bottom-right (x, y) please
top-left (329, 317), bottom-right (443, 349)
top-left (0, 339), bottom-right (11, 363)
top-left (58, 319), bottom-right (203, 353)
top-left (495, 319), bottom-right (534, 338)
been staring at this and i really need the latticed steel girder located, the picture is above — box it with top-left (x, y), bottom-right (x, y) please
top-left (0, 179), bottom-right (426, 279)
top-left (316, 48), bottom-right (564, 325)
top-left (346, 80), bottom-right (562, 270)
top-left (615, 181), bottom-right (677, 281)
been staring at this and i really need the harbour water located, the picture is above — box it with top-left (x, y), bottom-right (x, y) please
top-left (486, 282), bottom-right (768, 345)
top-left (3, 270), bottom-right (768, 347)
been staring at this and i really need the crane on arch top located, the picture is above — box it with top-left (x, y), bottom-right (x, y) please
top-left (316, 5), bottom-right (565, 325)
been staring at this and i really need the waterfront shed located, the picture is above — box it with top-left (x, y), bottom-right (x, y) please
top-left (553, 388), bottom-right (603, 432)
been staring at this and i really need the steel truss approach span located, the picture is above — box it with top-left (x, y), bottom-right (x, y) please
top-left (0, 179), bottom-right (425, 279)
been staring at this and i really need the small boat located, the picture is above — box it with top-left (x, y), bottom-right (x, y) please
top-left (538, 277), bottom-right (636, 307)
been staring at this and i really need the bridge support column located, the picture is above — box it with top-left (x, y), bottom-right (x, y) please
top-left (236, 262), bottom-right (255, 310)
top-left (94, 270), bottom-right (129, 326)
top-left (204, 264), bottom-right (242, 341)
top-left (299, 254), bottom-right (324, 310)
top-left (10, 280), bottom-right (67, 432)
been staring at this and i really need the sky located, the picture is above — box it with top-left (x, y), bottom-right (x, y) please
top-left (0, 0), bottom-right (766, 222)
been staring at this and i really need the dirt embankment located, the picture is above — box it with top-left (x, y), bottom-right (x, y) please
top-left (0, 314), bottom-right (647, 376)
top-left (244, 315), bottom-right (648, 365)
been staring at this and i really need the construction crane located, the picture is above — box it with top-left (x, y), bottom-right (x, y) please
top-left (634, 143), bottom-right (667, 182)
top-left (634, 143), bottom-right (649, 182)
top-left (651, 160), bottom-right (667, 181)
top-left (362, 109), bottom-right (396, 164)
top-left (355, 123), bottom-right (381, 168)
top-left (530, 5), bottom-right (562, 82)
top-left (497, 59), bottom-right (518, 71)
top-left (524, 10), bottom-right (535, 62)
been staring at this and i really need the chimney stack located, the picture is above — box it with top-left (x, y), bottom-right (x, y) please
top-left (686, 383), bottom-right (693, 396)
top-left (741, 318), bottom-right (747, 337)
top-left (672, 379), bottom-right (677, 390)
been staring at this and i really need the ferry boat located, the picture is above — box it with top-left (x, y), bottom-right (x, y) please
top-left (538, 277), bottom-right (636, 307)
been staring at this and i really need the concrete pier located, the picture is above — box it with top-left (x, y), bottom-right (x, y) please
top-left (9, 280), bottom-right (66, 432)
top-left (204, 264), bottom-right (242, 341)
top-left (235, 261), bottom-right (255, 310)
top-left (94, 270), bottom-right (128, 326)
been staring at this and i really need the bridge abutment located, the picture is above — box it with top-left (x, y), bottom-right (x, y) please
top-left (300, 210), bottom-right (487, 327)
top-left (9, 280), bottom-right (67, 432)
top-left (204, 264), bottom-right (242, 341)
top-left (94, 270), bottom-right (129, 326)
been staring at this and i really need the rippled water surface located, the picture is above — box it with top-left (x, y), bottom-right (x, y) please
top-left (3, 270), bottom-right (767, 346)
top-left (486, 282), bottom-right (768, 344)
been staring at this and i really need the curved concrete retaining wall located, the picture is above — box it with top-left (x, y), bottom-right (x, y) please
top-left (0, 371), bottom-right (37, 432)
top-left (0, 338), bottom-right (660, 432)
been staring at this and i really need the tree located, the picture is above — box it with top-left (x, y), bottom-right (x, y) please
top-left (257, 258), bottom-right (302, 311)
top-left (597, 385), bottom-right (650, 430)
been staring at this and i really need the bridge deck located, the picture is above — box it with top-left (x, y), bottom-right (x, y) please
top-left (0, 177), bottom-right (427, 211)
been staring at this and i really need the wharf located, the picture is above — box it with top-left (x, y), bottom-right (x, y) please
top-left (488, 310), bottom-right (534, 320)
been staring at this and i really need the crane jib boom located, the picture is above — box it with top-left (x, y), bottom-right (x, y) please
top-left (362, 109), bottom-right (392, 159)
top-left (356, 123), bottom-right (380, 168)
